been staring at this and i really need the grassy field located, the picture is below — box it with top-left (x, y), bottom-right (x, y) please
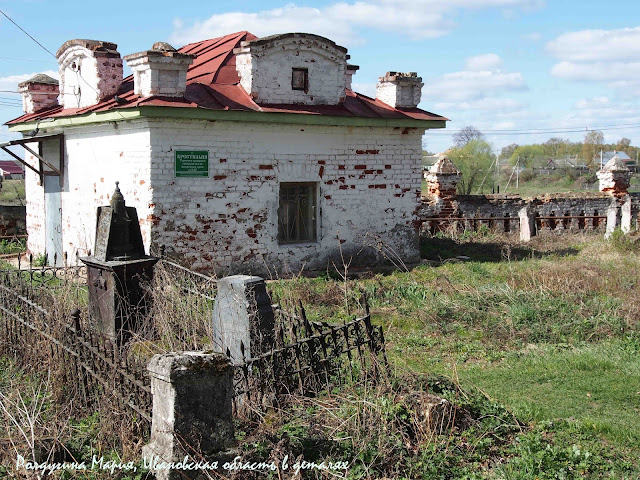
top-left (0, 179), bottom-right (25, 205)
top-left (267, 233), bottom-right (640, 478)
top-left (2, 232), bottom-right (639, 478)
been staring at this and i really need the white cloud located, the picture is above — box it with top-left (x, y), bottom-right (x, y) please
top-left (574, 96), bottom-right (610, 109)
top-left (423, 69), bottom-right (526, 102)
top-left (0, 70), bottom-right (59, 93)
top-left (434, 97), bottom-right (526, 112)
top-left (170, 0), bottom-right (545, 46)
top-left (465, 53), bottom-right (502, 71)
top-left (548, 26), bottom-right (640, 97)
top-left (547, 26), bottom-right (640, 63)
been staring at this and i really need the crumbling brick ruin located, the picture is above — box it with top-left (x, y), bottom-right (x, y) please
top-left (420, 154), bottom-right (640, 237)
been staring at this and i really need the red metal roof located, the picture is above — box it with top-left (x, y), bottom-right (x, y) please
top-left (0, 160), bottom-right (24, 174)
top-left (7, 31), bottom-right (447, 125)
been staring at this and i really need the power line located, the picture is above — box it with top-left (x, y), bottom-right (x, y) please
top-left (428, 123), bottom-right (640, 136)
top-left (0, 9), bottom-right (56, 58)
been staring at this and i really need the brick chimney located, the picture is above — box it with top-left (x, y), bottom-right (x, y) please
top-left (18, 74), bottom-right (59, 113)
top-left (124, 42), bottom-right (195, 98)
top-left (345, 64), bottom-right (359, 90)
top-left (376, 71), bottom-right (423, 108)
top-left (56, 39), bottom-right (123, 108)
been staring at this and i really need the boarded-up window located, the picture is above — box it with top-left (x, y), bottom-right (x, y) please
top-left (278, 183), bottom-right (317, 243)
top-left (291, 68), bottom-right (308, 92)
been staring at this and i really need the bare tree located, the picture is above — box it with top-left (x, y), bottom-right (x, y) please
top-left (452, 126), bottom-right (485, 147)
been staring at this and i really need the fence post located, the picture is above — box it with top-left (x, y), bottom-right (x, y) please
top-left (142, 352), bottom-right (236, 480)
top-left (605, 199), bottom-right (621, 239)
top-left (519, 206), bottom-right (536, 242)
top-left (621, 195), bottom-right (632, 234)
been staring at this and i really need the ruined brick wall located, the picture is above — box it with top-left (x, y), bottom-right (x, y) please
top-left (418, 192), bottom-right (640, 235)
top-left (0, 206), bottom-right (26, 236)
top-left (147, 118), bottom-right (423, 274)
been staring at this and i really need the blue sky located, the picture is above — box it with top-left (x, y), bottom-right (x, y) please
top-left (1, 0), bottom-right (640, 154)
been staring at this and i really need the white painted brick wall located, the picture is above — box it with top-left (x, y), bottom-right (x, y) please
top-left (236, 36), bottom-right (347, 105)
top-left (26, 117), bottom-right (424, 274)
top-left (26, 121), bottom-right (153, 260)
top-left (146, 118), bottom-right (423, 274)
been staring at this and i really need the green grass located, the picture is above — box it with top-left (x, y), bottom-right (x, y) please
top-left (0, 179), bottom-right (25, 205)
top-left (269, 234), bottom-right (640, 477)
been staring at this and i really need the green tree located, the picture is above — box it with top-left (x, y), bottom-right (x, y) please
top-left (582, 130), bottom-right (604, 167)
top-left (500, 143), bottom-right (519, 161)
top-left (448, 139), bottom-right (495, 194)
top-left (543, 137), bottom-right (569, 158)
top-left (509, 144), bottom-right (545, 167)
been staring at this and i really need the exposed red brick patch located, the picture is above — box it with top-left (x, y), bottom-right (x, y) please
top-left (219, 158), bottom-right (227, 163)
top-left (317, 160), bottom-right (326, 165)
top-left (324, 195), bottom-right (331, 200)
top-left (319, 166), bottom-right (325, 178)
top-left (338, 165), bottom-right (346, 170)
top-left (214, 175), bottom-right (227, 180)
top-left (259, 164), bottom-right (273, 170)
top-left (205, 193), bottom-right (213, 197)
top-left (350, 185), bottom-right (356, 189)
top-left (355, 165), bottom-right (367, 170)
top-left (364, 169), bottom-right (374, 175)
top-left (377, 170), bottom-right (383, 174)
top-left (385, 165), bottom-right (392, 169)
top-left (368, 184), bottom-right (387, 189)
top-left (339, 185), bottom-right (349, 190)
top-left (325, 180), bottom-right (333, 185)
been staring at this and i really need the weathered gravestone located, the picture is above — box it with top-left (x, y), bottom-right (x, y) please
top-left (80, 182), bottom-right (158, 344)
top-left (212, 275), bottom-right (275, 362)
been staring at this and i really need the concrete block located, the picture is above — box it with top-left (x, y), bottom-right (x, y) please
top-left (212, 275), bottom-right (275, 362)
top-left (142, 351), bottom-right (235, 480)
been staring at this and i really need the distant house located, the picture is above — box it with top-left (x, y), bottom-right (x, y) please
top-left (0, 160), bottom-right (24, 179)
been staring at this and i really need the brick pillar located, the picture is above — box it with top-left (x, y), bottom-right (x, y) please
top-left (597, 155), bottom-right (630, 197)
top-left (424, 155), bottom-right (460, 218)
top-left (142, 352), bottom-right (236, 480)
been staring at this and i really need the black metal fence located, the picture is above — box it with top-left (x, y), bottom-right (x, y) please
top-left (230, 299), bottom-right (388, 414)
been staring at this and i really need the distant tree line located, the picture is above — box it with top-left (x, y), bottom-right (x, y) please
top-left (439, 126), bottom-right (638, 194)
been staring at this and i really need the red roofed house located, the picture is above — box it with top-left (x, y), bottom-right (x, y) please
top-left (6, 32), bottom-right (447, 272)
top-left (0, 160), bottom-right (24, 179)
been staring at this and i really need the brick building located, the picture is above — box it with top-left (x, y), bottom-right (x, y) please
top-left (6, 32), bottom-right (447, 274)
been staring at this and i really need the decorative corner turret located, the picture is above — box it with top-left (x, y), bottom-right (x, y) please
top-left (597, 155), bottom-right (630, 197)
